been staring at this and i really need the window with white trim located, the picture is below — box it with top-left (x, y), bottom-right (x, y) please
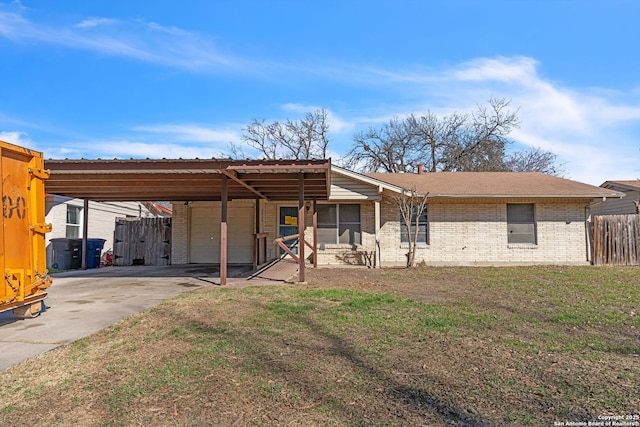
top-left (66, 205), bottom-right (82, 238)
top-left (507, 203), bottom-right (536, 244)
top-left (317, 204), bottom-right (361, 245)
top-left (400, 206), bottom-right (428, 244)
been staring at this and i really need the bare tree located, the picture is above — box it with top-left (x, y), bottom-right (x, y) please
top-left (343, 98), bottom-right (529, 173)
top-left (407, 111), bottom-right (466, 172)
top-left (238, 108), bottom-right (330, 160)
top-left (440, 99), bottom-right (520, 171)
top-left (343, 117), bottom-right (419, 172)
top-left (505, 147), bottom-right (565, 176)
top-left (392, 187), bottom-right (429, 267)
top-left (441, 137), bottom-right (507, 171)
top-left (228, 139), bottom-right (248, 160)
top-left (242, 118), bottom-right (278, 159)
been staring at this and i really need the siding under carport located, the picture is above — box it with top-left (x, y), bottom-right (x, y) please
top-left (189, 201), bottom-right (254, 264)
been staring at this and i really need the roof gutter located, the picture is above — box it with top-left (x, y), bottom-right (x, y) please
top-left (426, 193), bottom-right (624, 199)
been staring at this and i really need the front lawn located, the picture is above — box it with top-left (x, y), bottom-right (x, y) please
top-left (1, 266), bottom-right (638, 426)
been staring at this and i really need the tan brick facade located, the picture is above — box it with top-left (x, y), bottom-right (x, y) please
top-left (378, 196), bottom-right (591, 266)
top-left (171, 202), bottom-right (189, 264)
top-left (172, 196), bottom-right (592, 267)
top-left (311, 201), bottom-right (377, 267)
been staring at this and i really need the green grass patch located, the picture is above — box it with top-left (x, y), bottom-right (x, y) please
top-left (0, 405), bottom-right (18, 414)
top-left (266, 299), bottom-right (314, 317)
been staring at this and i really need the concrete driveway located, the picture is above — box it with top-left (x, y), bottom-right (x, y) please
top-left (0, 264), bottom-right (254, 371)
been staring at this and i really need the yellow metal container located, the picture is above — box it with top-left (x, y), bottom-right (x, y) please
top-left (0, 140), bottom-right (52, 318)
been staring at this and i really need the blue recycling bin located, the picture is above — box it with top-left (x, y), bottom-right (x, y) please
top-left (86, 238), bottom-right (107, 269)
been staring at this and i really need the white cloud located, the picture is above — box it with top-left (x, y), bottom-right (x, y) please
top-left (0, 9), bottom-right (243, 72)
top-left (453, 56), bottom-right (540, 85)
top-left (97, 141), bottom-right (224, 159)
top-left (132, 124), bottom-right (242, 145)
top-left (47, 140), bottom-right (228, 160)
top-left (75, 17), bottom-right (117, 28)
top-left (280, 103), bottom-right (354, 134)
top-left (47, 124), bottom-right (247, 160)
top-left (351, 56), bottom-right (640, 185)
top-left (0, 10), bottom-right (25, 38)
top-left (0, 130), bottom-right (32, 146)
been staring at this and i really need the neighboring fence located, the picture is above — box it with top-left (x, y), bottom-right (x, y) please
top-left (592, 214), bottom-right (640, 265)
top-left (113, 217), bottom-right (171, 266)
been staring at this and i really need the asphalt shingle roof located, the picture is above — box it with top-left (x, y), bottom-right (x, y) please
top-left (602, 180), bottom-right (640, 189)
top-left (365, 172), bottom-right (623, 198)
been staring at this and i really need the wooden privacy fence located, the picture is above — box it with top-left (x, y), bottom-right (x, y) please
top-left (113, 217), bottom-right (171, 266)
top-left (592, 214), bottom-right (640, 265)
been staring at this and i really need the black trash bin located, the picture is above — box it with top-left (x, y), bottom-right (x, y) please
top-left (50, 238), bottom-right (82, 270)
top-left (86, 238), bottom-right (107, 269)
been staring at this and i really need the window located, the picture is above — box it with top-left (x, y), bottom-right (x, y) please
top-left (507, 204), bottom-right (536, 244)
top-left (66, 205), bottom-right (82, 238)
top-left (400, 207), bottom-right (428, 244)
top-left (317, 204), bottom-right (361, 245)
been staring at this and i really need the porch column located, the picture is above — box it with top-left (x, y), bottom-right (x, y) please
top-left (220, 175), bottom-right (228, 285)
top-left (375, 199), bottom-right (381, 268)
top-left (254, 196), bottom-right (260, 269)
top-left (298, 173), bottom-right (305, 282)
top-left (81, 198), bottom-right (89, 270)
top-left (255, 197), bottom-right (261, 234)
top-left (312, 199), bottom-right (318, 268)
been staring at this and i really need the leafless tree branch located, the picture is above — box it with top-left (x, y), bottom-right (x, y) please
top-left (241, 108), bottom-right (330, 160)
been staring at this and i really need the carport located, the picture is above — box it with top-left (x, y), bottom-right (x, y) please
top-left (44, 158), bottom-right (331, 285)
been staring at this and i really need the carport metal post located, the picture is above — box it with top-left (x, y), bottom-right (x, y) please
top-left (253, 196), bottom-right (260, 270)
top-left (81, 198), bottom-right (89, 270)
top-left (298, 173), bottom-right (305, 283)
top-left (312, 199), bottom-right (318, 268)
top-left (220, 175), bottom-right (228, 286)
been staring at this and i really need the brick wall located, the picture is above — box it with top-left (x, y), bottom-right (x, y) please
top-left (379, 197), bottom-right (591, 266)
top-left (312, 202), bottom-right (377, 267)
top-left (171, 202), bottom-right (189, 264)
top-left (170, 197), bottom-right (592, 267)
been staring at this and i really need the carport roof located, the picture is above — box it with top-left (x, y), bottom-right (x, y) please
top-left (44, 158), bottom-right (331, 202)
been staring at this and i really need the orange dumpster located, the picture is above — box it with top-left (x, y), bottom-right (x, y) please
top-left (0, 140), bottom-right (52, 318)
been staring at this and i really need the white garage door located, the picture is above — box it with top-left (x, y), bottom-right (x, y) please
top-left (189, 201), bottom-right (254, 264)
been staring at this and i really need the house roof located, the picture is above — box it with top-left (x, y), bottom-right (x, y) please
top-left (44, 158), bottom-right (331, 202)
top-left (366, 172), bottom-right (624, 199)
top-left (331, 165), bottom-right (404, 193)
top-left (600, 180), bottom-right (640, 192)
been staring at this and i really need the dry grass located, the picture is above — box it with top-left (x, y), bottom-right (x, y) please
top-left (0, 266), bottom-right (638, 426)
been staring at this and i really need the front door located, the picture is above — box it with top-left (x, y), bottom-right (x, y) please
top-left (278, 206), bottom-right (299, 255)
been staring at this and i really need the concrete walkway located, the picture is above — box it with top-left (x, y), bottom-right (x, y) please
top-left (0, 261), bottom-right (298, 371)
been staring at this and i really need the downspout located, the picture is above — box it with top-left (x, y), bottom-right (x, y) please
top-left (375, 185), bottom-right (383, 268)
top-left (585, 206), bottom-right (592, 264)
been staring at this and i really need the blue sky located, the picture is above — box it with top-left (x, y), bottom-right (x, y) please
top-left (1, 0), bottom-right (639, 185)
